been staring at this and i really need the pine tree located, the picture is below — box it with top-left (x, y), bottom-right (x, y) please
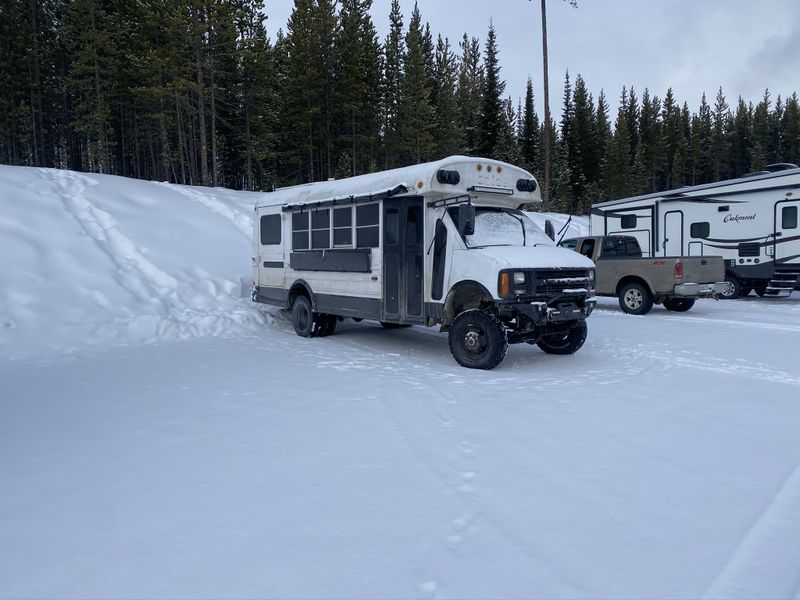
top-left (456, 34), bottom-right (482, 154)
top-left (432, 35), bottom-right (461, 157)
top-left (382, 0), bottom-right (404, 168)
top-left (520, 78), bottom-right (540, 173)
top-left (396, 2), bottom-right (434, 164)
top-left (711, 87), bottom-right (731, 180)
top-left (495, 96), bottom-right (520, 164)
top-left (476, 21), bottom-right (505, 158)
top-left (602, 88), bottom-right (633, 199)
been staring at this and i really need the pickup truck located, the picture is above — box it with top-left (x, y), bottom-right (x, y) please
top-left (559, 235), bottom-right (727, 315)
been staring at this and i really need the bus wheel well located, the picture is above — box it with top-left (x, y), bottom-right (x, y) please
top-left (443, 281), bottom-right (494, 327)
top-left (288, 281), bottom-right (314, 310)
top-left (616, 275), bottom-right (652, 296)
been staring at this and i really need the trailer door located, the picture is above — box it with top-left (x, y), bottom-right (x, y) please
top-left (774, 199), bottom-right (800, 265)
top-left (383, 197), bottom-right (424, 323)
top-left (663, 210), bottom-right (684, 256)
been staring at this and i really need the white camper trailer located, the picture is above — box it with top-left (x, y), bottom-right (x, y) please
top-left (252, 156), bottom-right (596, 370)
top-left (589, 164), bottom-right (800, 298)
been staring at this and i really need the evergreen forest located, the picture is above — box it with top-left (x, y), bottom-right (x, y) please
top-left (2, 0), bottom-right (800, 214)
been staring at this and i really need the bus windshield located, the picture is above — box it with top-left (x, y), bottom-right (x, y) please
top-left (451, 207), bottom-right (554, 248)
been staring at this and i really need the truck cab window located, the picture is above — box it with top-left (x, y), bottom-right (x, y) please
top-left (579, 239), bottom-right (595, 258)
top-left (601, 237), bottom-right (642, 257)
top-left (559, 239), bottom-right (577, 251)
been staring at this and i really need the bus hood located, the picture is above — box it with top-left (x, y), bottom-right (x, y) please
top-left (473, 244), bottom-right (595, 270)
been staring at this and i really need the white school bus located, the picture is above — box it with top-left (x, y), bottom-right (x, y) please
top-left (252, 156), bottom-right (596, 370)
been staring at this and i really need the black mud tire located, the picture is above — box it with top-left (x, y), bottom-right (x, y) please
top-left (380, 321), bottom-right (413, 329)
top-left (315, 314), bottom-right (338, 337)
top-left (291, 295), bottom-right (315, 337)
top-left (720, 275), bottom-right (741, 299)
top-left (448, 309), bottom-right (508, 370)
top-left (618, 281), bottom-right (654, 315)
top-left (536, 320), bottom-right (588, 355)
top-left (663, 297), bottom-right (696, 312)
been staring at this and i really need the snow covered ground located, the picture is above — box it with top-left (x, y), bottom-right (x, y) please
top-left (2, 166), bottom-right (800, 599)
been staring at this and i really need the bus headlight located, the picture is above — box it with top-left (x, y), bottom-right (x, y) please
top-left (513, 271), bottom-right (526, 284)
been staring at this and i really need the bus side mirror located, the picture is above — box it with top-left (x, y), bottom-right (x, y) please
top-left (458, 204), bottom-right (475, 236)
top-left (545, 219), bottom-right (555, 241)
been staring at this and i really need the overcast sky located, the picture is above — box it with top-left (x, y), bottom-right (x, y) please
top-left (265, 0), bottom-right (800, 119)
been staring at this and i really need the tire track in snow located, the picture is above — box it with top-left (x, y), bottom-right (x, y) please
top-left (53, 169), bottom-right (179, 303)
top-left (600, 339), bottom-right (800, 390)
top-left (702, 462), bottom-right (800, 599)
top-left (51, 169), bottom-right (265, 343)
top-left (595, 306), bottom-right (800, 334)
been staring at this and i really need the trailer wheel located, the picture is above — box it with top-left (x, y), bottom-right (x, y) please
top-left (740, 286), bottom-right (753, 297)
top-left (663, 297), bottom-right (696, 312)
top-left (754, 282), bottom-right (768, 297)
top-left (448, 309), bottom-right (508, 370)
top-left (720, 275), bottom-right (741, 299)
top-left (315, 314), bottom-right (338, 337)
top-left (537, 321), bottom-right (588, 355)
top-left (619, 281), bottom-right (654, 315)
top-left (291, 295), bottom-right (316, 337)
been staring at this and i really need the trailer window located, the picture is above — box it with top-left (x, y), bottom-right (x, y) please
top-left (292, 212), bottom-right (310, 250)
top-left (311, 209), bottom-right (330, 249)
top-left (260, 214), bottom-right (281, 245)
top-left (783, 206), bottom-right (798, 229)
top-left (620, 214), bottom-right (637, 229)
top-left (690, 222), bottom-right (710, 238)
top-left (356, 203), bottom-right (380, 248)
top-left (331, 207), bottom-right (353, 246)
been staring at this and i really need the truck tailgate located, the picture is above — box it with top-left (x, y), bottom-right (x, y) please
top-left (680, 256), bottom-right (725, 283)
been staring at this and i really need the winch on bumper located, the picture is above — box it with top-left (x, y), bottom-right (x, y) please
top-left (494, 268), bottom-right (595, 343)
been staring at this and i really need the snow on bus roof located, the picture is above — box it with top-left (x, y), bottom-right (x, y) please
top-left (255, 156), bottom-right (534, 209)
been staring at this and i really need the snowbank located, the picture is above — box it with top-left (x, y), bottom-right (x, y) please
top-left (0, 166), bottom-right (269, 359)
top-left (0, 165), bottom-right (588, 360)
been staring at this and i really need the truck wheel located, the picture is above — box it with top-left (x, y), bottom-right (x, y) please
top-left (720, 275), bottom-right (741, 299)
top-left (619, 282), bottom-right (654, 315)
top-left (291, 295), bottom-right (316, 337)
top-left (315, 314), bottom-right (338, 337)
top-left (663, 297), bottom-right (696, 312)
top-left (448, 309), bottom-right (508, 370)
top-left (536, 321), bottom-right (588, 355)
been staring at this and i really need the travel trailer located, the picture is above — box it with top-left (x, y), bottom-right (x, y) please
top-left (251, 156), bottom-right (596, 370)
top-left (589, 164), bottom-right (800, 298)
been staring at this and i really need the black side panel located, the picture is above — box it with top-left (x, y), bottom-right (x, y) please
top-left (254, 286), bottom-right (288, 307)
top-left (432, 219), bottom-right (447, 300)
top-left (315, 294), bottom-right (382, 320)
top-left (290, 249), bottom-right (372, 272)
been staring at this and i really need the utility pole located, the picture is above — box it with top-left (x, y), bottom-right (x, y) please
top-left (540, 0), bottom-right (551, 210)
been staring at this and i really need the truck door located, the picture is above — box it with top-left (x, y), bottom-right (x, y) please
top-left (663, 211), bottom-right (684, 256)
top-left (774, 199), bottom-right (800, 265)
top-left (383, 197), bottom-right (424, 323)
